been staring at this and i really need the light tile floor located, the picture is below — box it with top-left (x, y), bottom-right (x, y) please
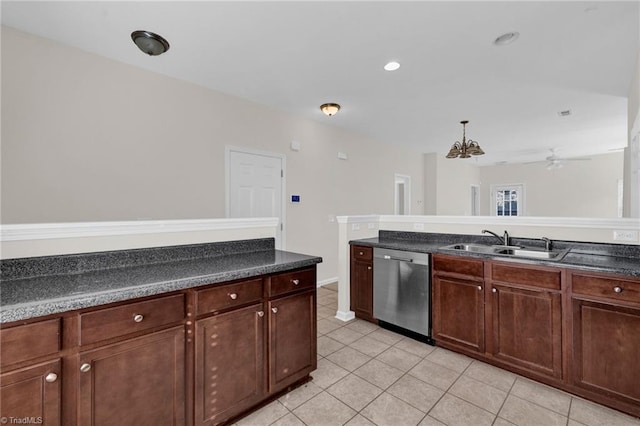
top-left (236, 284), bottom-right (640, 426)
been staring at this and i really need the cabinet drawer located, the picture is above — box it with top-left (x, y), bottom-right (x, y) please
top-left (196, 278), bottom-right (263, 315)
top-left (1, 319), bottom-right (60, 368)
top-left (572, 273), bottom-right (640, 305)
top-left (491, 263), bottom-right (561, 290)
top-left (433, 254), bottom-right (483, 278)
top-left (80, 294), bottom-right (185, 345)
top-left (351, 245), bottom-right (373, 262)
top-left (267, 268), bottom-right (316, 297)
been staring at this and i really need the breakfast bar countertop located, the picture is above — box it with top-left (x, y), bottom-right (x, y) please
top-left (0, 238), bottom-right (322, 324)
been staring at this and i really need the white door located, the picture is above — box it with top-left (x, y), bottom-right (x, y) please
top-left (227, 149), bottom-right (284, 248)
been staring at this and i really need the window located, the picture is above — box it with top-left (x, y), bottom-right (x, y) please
top-left (491, 184), bottom-right (525, 216)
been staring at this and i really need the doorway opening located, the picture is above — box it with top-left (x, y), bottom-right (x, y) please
top-left (394, 174), bottom-right (411, 215)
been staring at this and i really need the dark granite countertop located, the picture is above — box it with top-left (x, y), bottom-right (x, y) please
top-left (351, 231), bottom-right (640, 278)
top-left (0, 239), bottom-right (322, 324)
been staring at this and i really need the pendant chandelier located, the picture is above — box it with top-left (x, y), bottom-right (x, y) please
top-left (446, 120), bottom-right (485, 159)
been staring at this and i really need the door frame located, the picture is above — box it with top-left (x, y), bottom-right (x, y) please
top-left (225, 146), bottom-right (286, 250)
top-left (394, 174), bottom-right (411, 215)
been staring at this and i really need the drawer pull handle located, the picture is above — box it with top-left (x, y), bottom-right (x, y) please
top-left (229, 293), bottom-right (238, 300)
top-left (257, 311), bottom-right (265, 317)
top-left (492, 288), bottom-right (497, 293)
top-left (613, 286), bottom-right (623, 293)
top-left (45, 373), bottom-right (58, 383)
top-left (271, 307), bottom-right (278, 314)
top-left (291, 279), bottom-right (300, 286)
top-left (80, 363), bottom-right (91, 373)
top-left (477, 286), bottom-right (482, 291)
top-left (133, 314), bottom-right (144, 323)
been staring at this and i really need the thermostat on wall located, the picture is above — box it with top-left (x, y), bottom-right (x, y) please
top-left (291, 195), bottom-right (301, 203)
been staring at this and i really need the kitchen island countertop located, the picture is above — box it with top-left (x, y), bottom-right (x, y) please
top-left (0, 238), bottom-right (322, 323)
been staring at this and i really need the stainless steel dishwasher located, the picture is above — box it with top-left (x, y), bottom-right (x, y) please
top-left (373, 248), bottom-right (432, 343)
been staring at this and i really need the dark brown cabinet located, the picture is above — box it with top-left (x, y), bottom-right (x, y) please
top-left (195, 303), bottom-right (265, 426)
top-left (193, 267), bottom-right (317, 425)
top-left (488, 263), bottom-right (563, 379)
top-left (570, 271), bottom-right (640, 416)
top-left (433, 255), bottom-right (563, 381)
top-left (0, 318), bottom-right (62, 425)
top-left (433, 253), bottom-right (640, 418)
top-left (268, 290), bottom-right (316, 393)
top-left (350, 245), bottom-right (375, 322)
top-left (0, 359), bottom-right (62, 425)
top-left (1, 265), bottom-right (318, 426)
top-left (432, 255), bottom-right (485, 354)
top-left (78, 327), bottom-right (185, 426)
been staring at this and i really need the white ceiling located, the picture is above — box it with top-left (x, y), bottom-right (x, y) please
top-left (2, 1), bottom-right (639, 165)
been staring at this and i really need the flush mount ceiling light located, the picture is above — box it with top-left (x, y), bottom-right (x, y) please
top-left (446, 120), bottom-right (485, 159)
top-left (384, 61), bottom-right (401, 71)
top-left (320, 103), bottom-right (341, 116)
top-left (493, 31), bottom-right (520, 46)
top-left (131, 30), bottom-right (170, 56)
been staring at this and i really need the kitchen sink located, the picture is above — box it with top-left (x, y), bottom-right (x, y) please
top-left (493, 248), bottom-right (567, 260)
top-left (446, 243), bottom-right (497, 254)
top-left (441, 243), bottom-right (568, 261)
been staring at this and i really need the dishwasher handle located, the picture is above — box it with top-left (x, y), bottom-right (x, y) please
top-left (383, 255), bottom-right (413, 262)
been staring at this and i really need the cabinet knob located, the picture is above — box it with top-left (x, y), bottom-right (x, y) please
top-left (45, 373), bottom-right (58, 383)
top-left (291, 279), bottom-right (300, 286)
top-left (229, 293), bottom-right (238, 300)
top-left (477, 286), bottom-right (482, 291)
top-left (271, 307), bottom-right (278, 314)
top-left (367, 266), bottom-right (372, 270)
top-left (492, 288), bottom-right (497, 293)
top-left (257, 311), bottom-right (265, 317)
top-left (80, 363), bottom-right (91, 373)
top-left (613, 286), bottom-right (623, 293)
top-left (359, 251), bottom-right (364, 255)
top-left (133, 314), bottom-right (144, 323)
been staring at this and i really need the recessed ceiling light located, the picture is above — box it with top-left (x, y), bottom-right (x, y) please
top-left (384, 61), bottom-right (400, 71)
top-left (493, 32), bottom-right (520, 46)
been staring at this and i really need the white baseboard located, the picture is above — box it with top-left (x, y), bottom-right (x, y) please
top-left (335, 310), bottom-right (355, 322)
top-left (317, 277), bottom-right (338, 288)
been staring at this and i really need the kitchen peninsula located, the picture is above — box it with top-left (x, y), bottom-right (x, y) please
top-left (0, 237), bottom-right (322, 425)
top-left (349, 230), bottom-right (640, 418)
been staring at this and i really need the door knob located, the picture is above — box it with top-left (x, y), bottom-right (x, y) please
top-left (45, 373), bottom-right (58, 383)
top-left (271, 307), bottom-right (278, 314)
top-left (80, 363), bottom-right (91, 373)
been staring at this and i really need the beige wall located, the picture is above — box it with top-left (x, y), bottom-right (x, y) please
top-left (479, 152), bottom-right (624, 217)
top-left (0, 27), bottom-right (425, 282)
top-left (423, 153), bottom-right (480, 216)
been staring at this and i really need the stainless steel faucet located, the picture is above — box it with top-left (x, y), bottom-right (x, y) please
top-left (482, 229), bottom-right (510, 246)
top-left (541, 237), bottom-right (553, 251)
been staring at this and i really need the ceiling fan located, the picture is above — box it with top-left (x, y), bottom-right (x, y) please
top-left (526, 149), bottom-right (592, 170)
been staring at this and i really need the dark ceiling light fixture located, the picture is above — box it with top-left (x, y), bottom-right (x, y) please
top-left (131, 30), bottom-right (170, 56)
top-left (320, 103), bottom-right (341, 116)
top-left (446, 120), bottom-right (485, 159)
